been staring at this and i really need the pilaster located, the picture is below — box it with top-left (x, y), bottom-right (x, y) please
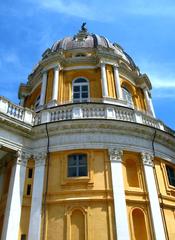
top-left (141, 152), bottom-right (166, 240)
top-left (39, 71), bottom-right (48, 106)
top-left (143, 88), bottom-right (156, 117)
top-left (51, 65), bottom-right (60, 105)
top-left (108, 148), bottom-right (130, 240)
top-left (28, 152), bottom-right (46, 240)
top-left (1, 150), bottom-right (30, 240)
top-left (113, 64), bottom-right (123, 100)
top-left (101, 62), bottom-right (108, 97)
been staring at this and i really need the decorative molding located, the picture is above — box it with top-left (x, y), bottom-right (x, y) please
top-left (34, 152), bottom-right (47, 166)
top-left (108, 148), bottom-right (123, 162)
top-left (141, 152), bottom-right (153, 166)
top-left (16, 150), bottom-right (31, 166)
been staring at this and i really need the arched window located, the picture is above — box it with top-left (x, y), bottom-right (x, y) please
top-left (73, 78), bottom-right (89, 103)
top-left (122, 87), bottom-right (133, 107)
top-left (67, 154), bottom-right (87, 177)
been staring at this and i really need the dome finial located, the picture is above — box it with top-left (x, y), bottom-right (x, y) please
top-left (81, 22), bottom-right (87, 32)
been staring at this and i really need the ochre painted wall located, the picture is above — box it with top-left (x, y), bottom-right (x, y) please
top-left (25, 84), bottom-right (41, 108)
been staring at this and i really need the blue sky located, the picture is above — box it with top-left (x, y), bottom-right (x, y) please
top-left (0, 0), bottom-right (175, 129)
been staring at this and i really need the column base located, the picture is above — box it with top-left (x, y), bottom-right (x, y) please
top-left (47, 100), bottom-right (58, 108)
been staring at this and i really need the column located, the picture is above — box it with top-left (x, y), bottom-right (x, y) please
top-left (108, 149), bottom-right (130, 240)
top-left (51, 65), bottom-right (60, 102)
top-left (39, 71), bottom-right (48, 106)
top-left (113, 64), bottom-right (123, 100)
top-left (101, 62), bottom-right (108, 97)
top-left (141, 152), bottom-right (166, 240)
top-left (1, 151), bottom-right (29, 240)
top-left (143, 88), bottom-right (156, 117)
top-left (28, 152), bottom-right (46, 240)
top-left (0, 165), bottom-right (5, 200)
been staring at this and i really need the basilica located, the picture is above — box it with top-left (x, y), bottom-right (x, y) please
top-left (0, 24), bottom-right (175, 240)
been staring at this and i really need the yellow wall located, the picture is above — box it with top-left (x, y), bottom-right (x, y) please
top-left (106, 65), bottom-right (116, 98)
top-left (60, 68), bottom-right (102, 103)
top-left (39, 149), bottom-right (115, 240)
top-left (2, 150), bottom-right (175, 240)
top-left (25, 84), bottom-right (41, 108)
top-left (45, 69), bottom-right (54, 104)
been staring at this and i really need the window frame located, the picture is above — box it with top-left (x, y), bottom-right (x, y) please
top-left (166, 165), bottom-right (175, 187)
top-left (122, 87), bottom-right (134, 108)
top-left (67, 154), bottom-right (88, 178)
top-left (72, 78), bottom-right (90, 103)
top-left (34, 95), bottom-right (40, 109)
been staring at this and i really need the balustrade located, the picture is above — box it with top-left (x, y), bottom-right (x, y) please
top-left (0, 96), bottom-right (173, 135)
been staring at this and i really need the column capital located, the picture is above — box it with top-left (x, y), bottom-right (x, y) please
top-left (34, 152), bottom-right (47, 167)
top-left (108, 148), bottom-right (123, 162)
top-left (100, 61), bottom-right (106, 67)
top-left (141, 152), bottom-right (153, 166)
top-left (113, 63), bottom-right (119, 69)
top-left (54, 64), bottom-right (61, 71)
top-left (16, 150), bottom-right (31, 166)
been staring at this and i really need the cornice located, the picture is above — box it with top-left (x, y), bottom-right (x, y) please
top-left (0, 113), bottom-right (32, 136)
top-left (31, 119), bottom-right (175, 153)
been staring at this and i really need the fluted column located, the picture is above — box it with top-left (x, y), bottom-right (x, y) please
top-left (108, 149), bottom-right (130, 240)
top-left (143, 88), bottom-right (156, 117)
top-left (51, 66), bottom-right (60, 102)
top-left (101, 62), bottom-right (108, 97)
top-left (141, 152), bottom-right (166, 240)
top-left (113, 64), bottom-right (123, 99)
top-left (28, 152), bottom-right (46, 240)
top-left (39, 71), bottom-right (48, 106)
top-left (1, 151), bottom-right (29, 240)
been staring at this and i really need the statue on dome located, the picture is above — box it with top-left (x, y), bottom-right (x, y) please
top-left (81, 22), bottom-right (87, 31)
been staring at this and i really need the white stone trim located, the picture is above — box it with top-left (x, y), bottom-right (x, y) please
top-left (108, 149), bottom-right (130, 240)
top-left (28, 152), bottom-right (46, 240)
top-left (141, 152), bottom-right (166, 240)
top-left (51, 66), bottom-right (60, 103)
top-left (1, 150), bottom-right (28, 240)
top-left (101, 63), bottom-right (108, 97)
top-left (113, 65), bottom-right (123, 100)
top-left (143, 88), bottom-right (156, 118)
top-left (39, 71), bottom-right (47, 106)
top-left (64, 65), bottom-right (97, 71)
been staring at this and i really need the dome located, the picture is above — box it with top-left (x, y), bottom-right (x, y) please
top-left (42, 23), bottom-right (136, 67)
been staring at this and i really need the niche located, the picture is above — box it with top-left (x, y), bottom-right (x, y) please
top-left (132, 208), bottom-right (148, 240)
top-left (125, 158), bottom-right (139, 188)
top-left (71, 209), bottom-right (85, 240)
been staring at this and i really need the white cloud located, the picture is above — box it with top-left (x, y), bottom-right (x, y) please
top-left (27, 0), bottom-right (114, 22)
top-left (26, 0), bottom-right (175, 20)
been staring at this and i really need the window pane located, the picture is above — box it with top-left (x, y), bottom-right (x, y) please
top-left (68, 167), bottom-right (77, 177)
top-left (82, 85), bottom-right (88, 91)
top-left (79, 166), bottom-right (87, 176)
top-left (73, 93), bottom-right (80, 99)
top-left (68, 158), bottom-right (77, 166)
top-left (79, 157), bottom-right (87, 165)
top-left (73, 86), bottom-right (80, 92)
top-left (166, 166), bottom-right (175, 187)
top-left (82, 92), bottom-right (88, 98)
top-left (74, 78), bottom-right (87, 83)
top-left (28, 168), bottom-right (33, 178)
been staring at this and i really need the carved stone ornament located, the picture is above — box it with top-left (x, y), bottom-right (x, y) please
top-left (16, 150), bottom-right (31, 166)
top-left (141, 152), bottom-right (153, 166)
top-left (108, 149), bottom-right (123, 162)
top-left (34, 152), bottom-right (47, 166)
